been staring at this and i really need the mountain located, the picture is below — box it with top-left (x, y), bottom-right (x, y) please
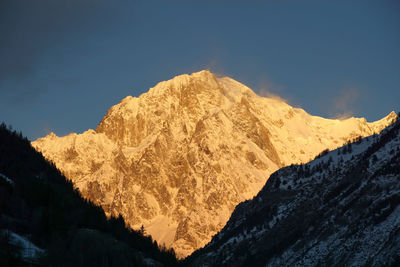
top-left (32, 70), bottom-right (397, 258)
top-left (0, 123), bottom-right (177, 266)
top-left (186, 115), bottom-right (400, 266)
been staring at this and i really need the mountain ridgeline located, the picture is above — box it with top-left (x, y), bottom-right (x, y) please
top-left (32, 70), bottom-right (396, 258)
top-left (0, 123), bottom-right (177, 266)
top-left (186, 114), bottom-right (400, 266)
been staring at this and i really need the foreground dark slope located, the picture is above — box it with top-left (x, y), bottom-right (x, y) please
top-left (0, 123), bottom-right (177, 266)
top-left (187, 115), bottom-right (400, 266)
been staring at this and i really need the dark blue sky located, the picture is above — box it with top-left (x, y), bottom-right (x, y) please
top-left (1, 0), bottom-right (399, 140)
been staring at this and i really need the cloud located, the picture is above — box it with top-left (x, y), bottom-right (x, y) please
top-left (255, 75), bottom-right (292, 104)
top-left (333, 88), bottom-right (358, 112)
top-left (258, 88), bottom-right (289, 103)
top-left (209, 66), bottom-right (295, 106)
top-left (331, 111), bottom-right (354, 120)
top-left (204, 59), bottom-right (218, 72)
top-left (0, 0), bottom-right (136, 93)
top-left (198, 56), bottom-right (229, 79)
top-left (200, 62), bottom-right (292, 105)
top-left (330, 87), bottom-right (359, 119)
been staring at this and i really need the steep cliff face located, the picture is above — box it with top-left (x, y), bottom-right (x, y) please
top-left (32, 70), bottom-right (396, 258)
top-left (187, 117), bottom-right (400, 267)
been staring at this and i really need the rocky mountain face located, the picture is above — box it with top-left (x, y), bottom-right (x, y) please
top-left (187, 116), bottom-right (400, 266)
top-left (32, 70), bottom-right (396, 258)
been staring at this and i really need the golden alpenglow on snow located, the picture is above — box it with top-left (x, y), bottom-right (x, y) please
top-left (32, 70), bottom-right (397, 258)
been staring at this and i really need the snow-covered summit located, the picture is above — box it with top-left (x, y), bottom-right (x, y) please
top-left (116, 70), bottom-right (254, 112)
top-left (146, 70), bottom-right (220, 96)
top-left (32, 71), bottom-right (397, 258)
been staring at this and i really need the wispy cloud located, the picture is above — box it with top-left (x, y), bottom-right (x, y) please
top-left (255, 75), bottom-right (292, 105)
top-left (203, 64), bottom-right (292, 105)
top-left (331, 111), bottom-right (354, 120)
top-left (0, 0), bottom-right (135, 102)
top-left (330, 87), bottom-right (360, 119)
top-left (258, 88), bottom-right (289, 103)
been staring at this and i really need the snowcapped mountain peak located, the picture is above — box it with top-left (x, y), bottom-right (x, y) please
top-left (146, 70), bottom-right (220, 97)
top-left (388, 110), bottom-right (398, 119)
top-left (370, 110), bottom-right (398, 129)
top-left (191, 69), bottom-right (215, 79)
top-left (47, 132), bottom-right (58, 139)
top-left (32, 72), bottom-right (396, 258)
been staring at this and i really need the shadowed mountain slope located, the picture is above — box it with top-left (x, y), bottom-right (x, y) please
top-left (0, 123), bottom-right (177, 266)
top-left (187, 115), bottom-right (400, 266)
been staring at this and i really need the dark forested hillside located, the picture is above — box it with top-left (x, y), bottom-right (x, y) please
top-left (0, 123), bottom-right (177, 266)
top-left (187, 115), bottom-right (400, 266)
